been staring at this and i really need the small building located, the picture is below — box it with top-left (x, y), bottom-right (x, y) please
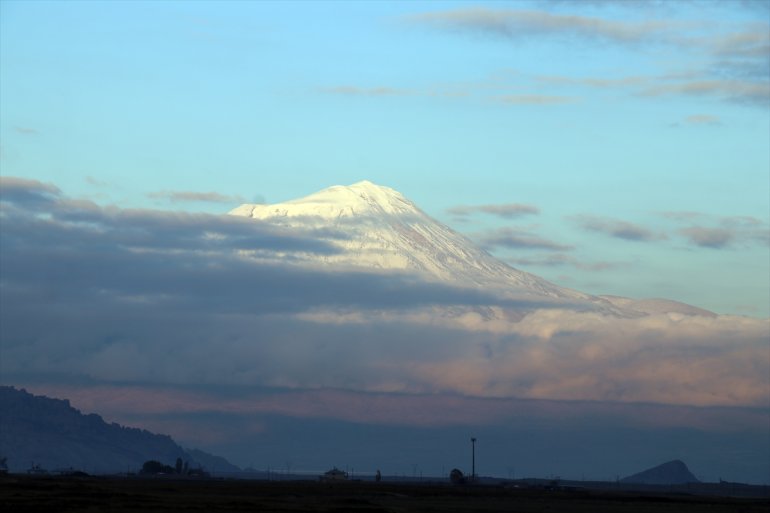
top-left (320, 467), bottom-right (348, 482)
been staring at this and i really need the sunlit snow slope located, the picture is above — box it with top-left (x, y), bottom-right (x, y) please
top-left (229, 180), bottom-right (595, 303)
top-left (230, 181), bottom-right (719, 317)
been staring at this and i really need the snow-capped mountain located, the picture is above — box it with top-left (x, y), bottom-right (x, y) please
top-left (229, 180), bottom-right (708, 317)
top-left (229, 181), bottom-right (604, 306)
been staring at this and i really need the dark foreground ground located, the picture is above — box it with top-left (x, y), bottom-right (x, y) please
top-left (2, 475), bottom-right (769, 513)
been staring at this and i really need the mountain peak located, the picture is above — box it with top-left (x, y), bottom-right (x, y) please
top-left (349, 179), bottom-right (384, 189)
top-left (314, 180), bottom-right (414, 214)
top-left (230, 180), bottom-right (419, 219)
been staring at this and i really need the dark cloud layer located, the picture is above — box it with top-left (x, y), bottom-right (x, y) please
top-left (1, 178), bottom-right (529, 318)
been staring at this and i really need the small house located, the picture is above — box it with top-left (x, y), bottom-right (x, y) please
top-left (320, 467), bottom-right (348, 482)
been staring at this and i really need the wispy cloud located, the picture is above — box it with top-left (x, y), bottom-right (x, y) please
top-left (683, 114), bottom-right (721, 125)
top-left (680, 221), bottom-right (768, 249)
top-left (85, 176), bottom-right (112, 187)
top-left (448, 203), bottom-right (540, 219)
top-left (148, 190), bottom-right (247, 204)
top-left (319, 86), bottom-right (412, 97)
top-left (476, 227), bottom-right (573, 251)
top-left (495, 94), bottom-right (576, 105)
top-left (326, 12), bottom-right (768, 109)
top-left (509, 253), bottom-right (625, 272)
top-left (13, 126), bottom-right (38, 135)
top-left (664, 212), bottom-right (769, 249)
top-left (537, 71), bottom-right (769, 108)
top-left (536, 75), bottom-right (648, 88)
top-left (397, 3), bottom-right (769, 109)
top-left (710, 25), bottom-right (770, 59)
top-left (571, 215), bottom-right (666, 242)
top-left (679, 226), bottom-right (734, 248)
top-left (405, 8), bottom-right (672, 44)
top-left (660, 210), bottom-right (704, 221)
top-left (639, 79), bottom-right (769, 107)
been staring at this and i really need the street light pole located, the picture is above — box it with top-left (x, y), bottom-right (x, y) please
top-left (471, 437), bottom-right (476, 482)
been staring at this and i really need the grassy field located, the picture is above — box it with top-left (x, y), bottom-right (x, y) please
top-left (2, 475), bottom-right (769, 512)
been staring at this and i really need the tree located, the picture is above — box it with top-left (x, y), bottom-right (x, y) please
top-left (450, 468), bottom-right (466, 485)
top-left (140, 460), bottom-right (175, 475)
top-left (175, 457), bottom-right (183, 474)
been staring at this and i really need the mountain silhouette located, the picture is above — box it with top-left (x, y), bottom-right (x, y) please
top-left (621, 460), bottom-right (700, 485)
top-left (0, 386), bottom-right (239, 474)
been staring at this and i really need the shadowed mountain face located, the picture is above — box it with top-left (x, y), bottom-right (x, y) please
top-left (621, 460), bottom-right (700, 485)
top-left (0, 386), bottom-right (239, 474)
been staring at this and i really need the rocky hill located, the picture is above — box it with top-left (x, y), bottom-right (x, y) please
top-left (621, 460), bottom-right (700, 485)
top-left (0, 386), bottom-right (239, 474)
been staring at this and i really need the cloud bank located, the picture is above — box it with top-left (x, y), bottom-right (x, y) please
top-left (1, 177), bottom-right (767, 417)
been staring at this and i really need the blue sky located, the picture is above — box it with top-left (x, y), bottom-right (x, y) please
top-left (2, 0), bottom-right (768, 315)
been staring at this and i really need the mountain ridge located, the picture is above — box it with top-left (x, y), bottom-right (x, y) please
top-left (0, 386), bottom-right (240, 475)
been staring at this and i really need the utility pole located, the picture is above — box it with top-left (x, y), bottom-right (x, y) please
top-left (471, 437), bottom-right (476, 482)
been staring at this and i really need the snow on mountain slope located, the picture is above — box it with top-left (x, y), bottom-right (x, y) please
top-left (229, 181), bottom-right (600, 306)
top-left (229, 181), bottom-right (718, 318)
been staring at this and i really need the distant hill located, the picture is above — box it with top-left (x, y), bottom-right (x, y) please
top-left (0, 386), bottom-right (240, 475)
top-left (621, 460), bottom-right (700, 485)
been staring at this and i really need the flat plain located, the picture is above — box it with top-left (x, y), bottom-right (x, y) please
top-left (2, 475), bottom-right (769, 513)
